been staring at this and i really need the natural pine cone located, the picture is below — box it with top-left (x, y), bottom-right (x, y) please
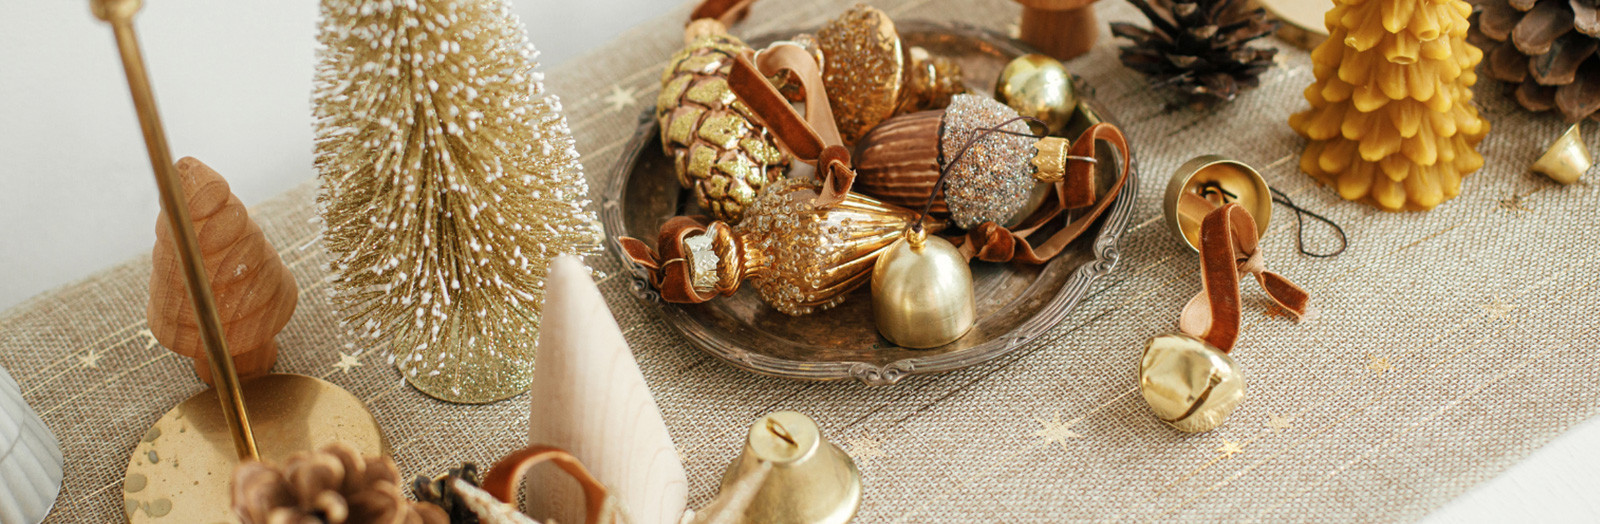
top-left (232, 444), bottom-right (448, 524)
top-left (1111, 0), bottom-right (1280, 107)
top-left (1469, 0), bottom-right (1600, 122)
top-left (656, 32), bottom-right (790, 224)
top-left (412, 464), bottom-right (483, 524)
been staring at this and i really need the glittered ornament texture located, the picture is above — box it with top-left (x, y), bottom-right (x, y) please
top-left (1288, 0), bottom-right (1491, 211)
top-left (313, 0), bottom-right (601, 403)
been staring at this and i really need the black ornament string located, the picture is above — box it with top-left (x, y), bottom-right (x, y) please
top-left (910, 115), bottom-right (1058, 233)
top-left (1198, 182), bottom-right (1348, 258)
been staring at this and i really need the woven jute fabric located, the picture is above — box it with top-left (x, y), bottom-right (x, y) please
top-left (6, 0), bottom-right (1599, 521)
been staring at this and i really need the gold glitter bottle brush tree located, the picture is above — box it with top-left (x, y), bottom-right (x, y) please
top-left (1288, 0), bottom-right (1490, 211)
top-left (92, 1), bottom-right (385, 522)
top-left (313, 0), bottom-right (602, 404)
top-left (1140, 203), bottom-right (1311, 433)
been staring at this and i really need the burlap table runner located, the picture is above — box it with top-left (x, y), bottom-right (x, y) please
top-left (5, 0), bottom-right (1598, 521)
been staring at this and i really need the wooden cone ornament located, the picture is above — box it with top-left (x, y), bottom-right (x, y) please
top-left (147, 157), bottom-right (297, 385)
top-left (523, 255), bottom-right (688, 524)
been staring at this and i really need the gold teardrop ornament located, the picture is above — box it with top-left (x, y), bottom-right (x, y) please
top-left (1139, 333), bottom-right (1246, 433)
top-left (870, 228), bottom-right (977, 349)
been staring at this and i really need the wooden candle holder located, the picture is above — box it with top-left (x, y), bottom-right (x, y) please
top-left (1015, 0), bottom-right (1103, 61)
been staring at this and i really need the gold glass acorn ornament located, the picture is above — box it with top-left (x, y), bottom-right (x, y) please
top-left (1139, 334), bottom-right (1246, 433)
top-left (1163, 155), bottom-right (1271, 251)
top-left (656, 18), bottom-right (791, 223)
top-left (811, 4), bottom-right (967, 145)
top-left (994, 54), bottom-right (1079, 136)
top-left (871, 227), bottom-right (976, 348)
top-left (1531, 124), bottom-right (1593, 185)
top-left (620, 178), bottom-right (943, 316)
top-left (854, 93), bottom-right (1077, 229)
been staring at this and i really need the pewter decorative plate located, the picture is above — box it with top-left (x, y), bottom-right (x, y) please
top-left (601, 22), bottom-right (1138, 385)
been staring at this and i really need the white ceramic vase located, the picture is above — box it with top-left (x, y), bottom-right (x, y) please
top-left (0, 364), bottom-right (63, 524)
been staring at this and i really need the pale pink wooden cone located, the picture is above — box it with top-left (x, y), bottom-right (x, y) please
top-left (523, 255), bottom-right (687, 524)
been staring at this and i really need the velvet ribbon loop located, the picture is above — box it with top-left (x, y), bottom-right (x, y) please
top-left (728, 43), bottom-right (857, 206)
top-left (1178, 202), bottom-right (1311, 352)
top-left (618, 216), bottom-right (738, 304)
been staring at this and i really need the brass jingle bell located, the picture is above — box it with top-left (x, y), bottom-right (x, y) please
top-left (871, 227), bottom-right (977, 349)
top-left (1531, 123), bottom-right (1593, 185)
top-left (718, 411), bottom-right (862, 524)
top-left (994, 54), bottom-right (1079, 137)
top-left (1163, 155), bottom-right (1271, 252)
top-left (1139, 333), bottom-right (1246, 433)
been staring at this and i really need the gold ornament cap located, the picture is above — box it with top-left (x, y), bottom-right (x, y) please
top-left (1531, 124), bottom-right (1593, 185)
top-left (1164, 155), bottom-right (1271, 252)
top-left (718, 411), bottom-right (862, 524)
top-left (1139, 333), bottom-right (1246, 433)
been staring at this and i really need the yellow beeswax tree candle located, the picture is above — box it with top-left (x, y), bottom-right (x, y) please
top-left (1289, 0), bottom-right (1490, 211)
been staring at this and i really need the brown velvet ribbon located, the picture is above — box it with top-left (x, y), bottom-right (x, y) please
top-left (728, 43), bottom-right (857, 207)
top-left (617, 215), bottom-right (734, 305)
top-left (482, 445), bottom-right (611, 524)
top-left (1178, 202), bottom-right (1311, 352)
top-left (953, 122), bottom-right (1132, 263)
top-left (689, 0), bottom-right (755, 26)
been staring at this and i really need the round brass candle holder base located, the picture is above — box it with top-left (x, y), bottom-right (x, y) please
top-left (123, 373), bottom-right (386, 523)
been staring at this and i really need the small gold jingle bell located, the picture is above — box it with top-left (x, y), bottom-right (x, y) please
top-left (994, 54), bottom-right (1079, 136)
top-left (1163, 155), bottom-right (1271, 251)
top-left (1139, 333), bottom-right (1246, 433)
top-left (871, 227), bottom-right (977, 349)
top-left (718, 411), bottom-right (862, 524)
top-left (1531, 123), bottom-right (1593, 185)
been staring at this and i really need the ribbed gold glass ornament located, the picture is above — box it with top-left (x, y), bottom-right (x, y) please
top-left (312, 0), bottom-right (601, 403)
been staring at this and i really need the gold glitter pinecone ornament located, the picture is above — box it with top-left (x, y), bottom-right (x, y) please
top-left (804, 4), bottom-right (968, 145)
top-left (620, 178), bottom-right (941, 316)
top-left (657, 26), bottom-right (791, 224)
top-left (1469, 0), bottom-right (1600, 122)
top-left (1289, 0), bottom-right (1490, 211)
top-left (233, 444), bottom-right (448, 524)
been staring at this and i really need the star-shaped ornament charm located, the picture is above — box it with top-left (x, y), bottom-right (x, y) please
top-left (333, 352), bottom-right (363, 374)
top-left (79, 349), bottom-right (103, 369)
top-left (138, 328), bottom-right (158, 350)
top-left (1498, 195), bottom-right (1533, 215)
top-left (1033, 412), bottom-right (1082, 451)
top-left (604, 84), bottom-right (638, 113)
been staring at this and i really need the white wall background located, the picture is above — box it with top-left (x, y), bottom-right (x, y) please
top-left (0, 0), bottom-right (1594, 521)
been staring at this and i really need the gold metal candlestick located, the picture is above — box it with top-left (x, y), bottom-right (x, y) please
top-left (94, 1), bottom-right (386, 522)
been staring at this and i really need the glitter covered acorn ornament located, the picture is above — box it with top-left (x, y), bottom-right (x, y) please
top-left (620, 178), bottom-right (942, 316)
top-left (800, 4), bottom-right (968, 145)
top-left (655, 7), bottom-right (792, 223)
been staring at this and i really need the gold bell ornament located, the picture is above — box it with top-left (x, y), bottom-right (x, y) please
top-left (1531, 124), bottom-right (1594, 185)
top-left (780, 4), bottom-right (967, 146)
top-left (655, 0), bottom-right (792, 223)
top-left (994, 54), bottom-right (1079, 136)
top-left (1163, 155), bottom-right (1272, 251)
top-left (872, 226), bottom-right (977, 349)
top-left (619, 177), bottom-right (942, 316)
top-left (711, 411), bottom-right (862, 524)
top-left (1140, 203), bottom-right (1311, 432)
